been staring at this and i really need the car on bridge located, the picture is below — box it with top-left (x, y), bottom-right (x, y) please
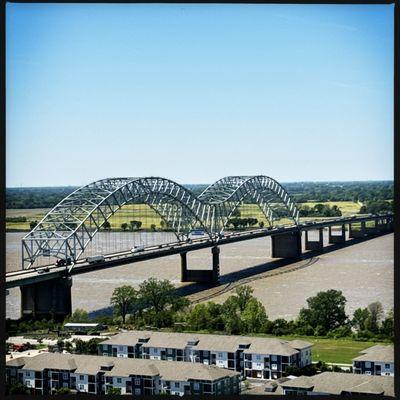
top-left (55, 258), bottom-right (72, 267)
top-left (131, 245), bottom-right (145, 253)
top-left (87, 255), bottom-right (105, 264)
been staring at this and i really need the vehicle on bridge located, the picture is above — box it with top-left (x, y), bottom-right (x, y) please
top-left (55, 258), bottom-right (72, 267)
top-left (86, 255), bottom-right (105, 264)
top-left (189, 229), bottom-right (206, 236)
top-left (131, 245), bottom-right (145, 253)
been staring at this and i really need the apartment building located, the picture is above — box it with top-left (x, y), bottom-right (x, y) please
top-left (279, 372), bottom-right (394, 396)
top-left (98, 331), bottom-right (312, 380)
top-left (6, 352), bottom-right (240, 396)
top-left (352, 345), bottom-right (394, 377)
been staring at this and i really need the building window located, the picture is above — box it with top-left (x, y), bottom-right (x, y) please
top-left (256, 363), bottom-right (262, 368)
top-left (256, 354), bottom-right (261, 361)
top-left (135, 388), bottom-right (141, 395)
top-left (79, 384), bottom-right (84, 390)
top-left (135, 378), bottom-right (141, 386)
top-left (63, 383), bottom-right (69, 388)
top-left (271, 364), bottom-right (277, 370)
top-left (271, 355), bottom-right (277, 362)
top-left (385, 364), bottom-right (391, 369)
top-left (118, 346), bottom-right (123, 352)
top-left (365, 371), bottom-right (371, 375)
top-left (26, 371), bottom-right (31, 377)
top-left (116, 378), bottom-right (122, 384)
top-left (167, 348), bottom-right (173, 355)
top-left (218, 353), bottom-right (223, 358)
top-left (365, 362), bottom-right (371, 368)
top-left (193, 382), bottom-right (200, 390)
top-left (174, 382), bottom-right (180, 388)
top-left (63, 373), bottom-right (69, 380)
top-left (26, 381), bottom-right (31, 387)
top-left (79, 375), bottom-right (84, 381)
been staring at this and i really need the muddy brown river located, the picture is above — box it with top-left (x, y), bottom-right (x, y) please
top-left (6, 231), bottom-right (393, 320)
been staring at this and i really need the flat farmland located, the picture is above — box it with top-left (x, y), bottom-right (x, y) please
top-left (6, 201), bottom-right (362, 231)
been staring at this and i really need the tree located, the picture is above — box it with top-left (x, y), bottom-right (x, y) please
top-left (380, 309), bottom-right (394, 338)
top-left (138, 278), bottom-right (178, 314)
top-left (121, 223), bottom-right (128, 231)
top-left (103, 221), bottom-right (111, 230)
top-left (234, 286), bottom-right (254, 312)
top-left (241, 298), bottom-right (268, 333)
top-left (365, 302), bottom-right (384, 333)
top-left (6, 382), bottom-right (30, 395)
top-left (107, 387), bottom-right (121, 395)
top-left (110, 285), bottom-right (138, 324)
top-left (29, 220), bottom-right (38, 230)
top-left (130, 220), bottom-right (142, 230)
top-left (68, 308), bottom-right (89, 323)
top-left (297, 290), bottom-right (348, 335)
top-left (54, 387), bottom-right (71, 394)
top-left (351, 308), bottom-right (370, 332)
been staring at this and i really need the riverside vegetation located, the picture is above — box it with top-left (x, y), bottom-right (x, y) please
top-left (7, 279), bottom-right (393, 367)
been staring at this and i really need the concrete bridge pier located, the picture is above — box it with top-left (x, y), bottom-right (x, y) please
top-left (349, 221), bottom-right (366, 238)
top-left (328, 225), bottom-right (346, 244)
top-left (271, 231), bottom-right (302, 259)
top-left (180, 246), bottom-right (220, 284)
top-left (305, 229), bottom-right (324, 251)
top-left (20, 276), bottom-right (72, 321)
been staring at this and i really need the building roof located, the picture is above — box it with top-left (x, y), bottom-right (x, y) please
top-left (280, 372), bottom-right (394, 396)
top-left (244, 337), bottom-right (301, 357)
top-left (288, 339), bottom-right (313, 350)
top-left (98, 331), bottom-right (152, 346)
top-left (353, 345), bottom-right (394, 363)
top-left (142, 332), bottom-right (199, 350)
top-left (6, 353), bottom-right (239, 382)
top-left (99, 330), bottom-right (312, 356)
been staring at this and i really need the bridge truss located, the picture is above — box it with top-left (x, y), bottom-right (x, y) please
top-left (22, 176), bottom-right (299, 269)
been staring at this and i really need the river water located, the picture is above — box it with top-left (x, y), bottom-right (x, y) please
top-left (6, 231), bottom-right (393, 320)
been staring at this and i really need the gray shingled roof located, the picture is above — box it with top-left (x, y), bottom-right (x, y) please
top-left (353, 345), bottom-right (394, 363)
top-left (99, 330), bottom-right (312, 356)
top-left (280, 372), bottom-right (394, 396)
top-left (6, 353), bottom-right (239, 382)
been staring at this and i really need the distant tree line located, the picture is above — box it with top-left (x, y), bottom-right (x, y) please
top-left (6, 181), bottom-right (393, 209)
top-left (359, 200), bottom-right (394, 215)
top-left (299, 204), bottom-right (342, 217)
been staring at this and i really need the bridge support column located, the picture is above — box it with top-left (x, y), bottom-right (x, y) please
top-left (179, 247), bottom-right (220, 284)
top-left (271, 231), bottom-right (302, 259)
top-left (180, 252), bottom-right (188, 282)
top-left (211, 246), bottom-right (220, 283)
top-left (305, 229), bottom-right (324, 251)
top-left (349, 222), bottom-right (366, 238)
top-left (328, 225), bottom-right (346, 244)
top-left (20, 276), bottom-right (72, 321)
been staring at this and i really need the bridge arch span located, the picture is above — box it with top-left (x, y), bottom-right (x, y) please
top-left (22, 175), bottom-right (299, 269)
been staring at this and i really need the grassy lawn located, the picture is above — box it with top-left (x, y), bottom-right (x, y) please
top-left (249, 333), bottom-right (389, 364)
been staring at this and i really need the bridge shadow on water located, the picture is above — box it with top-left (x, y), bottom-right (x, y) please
top-left (87, 232), bottom-right (391, 318)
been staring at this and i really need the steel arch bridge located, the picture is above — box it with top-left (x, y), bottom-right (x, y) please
top-left (22, 175), bottom-right (299, 270)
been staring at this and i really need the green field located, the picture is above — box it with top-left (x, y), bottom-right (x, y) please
top-left (299, 201), bottom-right (362, 215)
top-left (6, 201), bottom-right (363, 232)
top-left (256, 334), bottom-right (389, 364)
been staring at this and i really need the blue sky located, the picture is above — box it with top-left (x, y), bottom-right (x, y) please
top-left (6, 3), bottom-right (394, 187)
